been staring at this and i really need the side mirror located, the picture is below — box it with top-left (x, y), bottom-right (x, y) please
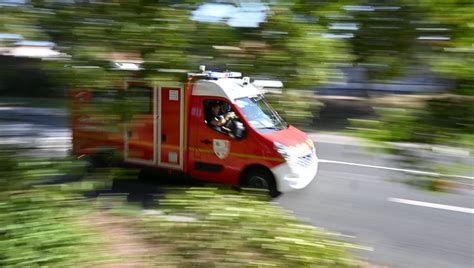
top-left (230, 120), bottom-right (246, 140)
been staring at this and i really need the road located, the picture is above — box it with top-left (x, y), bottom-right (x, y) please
top-left (1, 105), bottom-right (473, 267)
top-left (278, 135), bottom-right (473, 268)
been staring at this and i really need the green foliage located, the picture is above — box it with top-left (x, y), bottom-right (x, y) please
top-left (1, 1), bottom-right (351, 90)
top-left (424, 97), bottom-right (474, 140)
top-left (418, 0), bottom-right (474, 90)
top-left (0, 190), bottom-right (103, 267)
top-left (253, 3), bottom-right (352, 88)
top-left (350, 96), bottom-right (474, 149)
top-left (350, 107), bottom-right (423, 142)
top-left (2, 0), bottom-right (472, 94)
top-left (0, 146), bottom-right (362, 266)
top-left (267, 91), bottom-right (323, 127)
top-left (0, 152), bottom-right (363, 266)
top-left (0, 153), bottom-right (106, 267)
top-left (133, 188), bottom-right (363, 267)
top-left (349, 96), bottom-right (473, 192)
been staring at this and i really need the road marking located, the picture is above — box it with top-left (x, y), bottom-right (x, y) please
top-left (388, 198), bottom-right (474, 214)
top-left (318, 159), bottom-right (474, 181)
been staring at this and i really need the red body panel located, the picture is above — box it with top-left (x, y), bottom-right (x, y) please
top-left (125, 84), bottom-right (154, 162)
top-left (185, 96), bottom-right (287, 185)
top-left (160, 87), bottom-right (182, 166)
top-left (262, 125), bottom-right (308, 147)
top-left (127, 114), bottom-right (154, 161)
top-left (69, 89), bottom-right (124, 156)
top-left (187, 96), bottom-right (249, 185)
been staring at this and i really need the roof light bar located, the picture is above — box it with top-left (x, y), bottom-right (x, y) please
top-left (207, 71), bottom-right (242, 79)
top-left (188, 65), bottom-right (242, 79)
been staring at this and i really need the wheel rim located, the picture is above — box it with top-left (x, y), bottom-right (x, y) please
top-left (248, 175), bottom-right (269, 189)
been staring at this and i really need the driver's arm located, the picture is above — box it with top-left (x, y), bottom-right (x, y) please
top-left (223, 112), bottom-right (236, 120)
top-left (209, 116), bottom-right (226, 127)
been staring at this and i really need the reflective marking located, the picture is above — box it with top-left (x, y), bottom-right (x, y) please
top-left (388, 198), bottom-right (474, 214)
top-left (319, 159), bottom-right (474, 181)
top-left (188, 147), bottom-right (284, 162)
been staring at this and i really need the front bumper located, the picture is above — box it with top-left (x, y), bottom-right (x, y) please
top-left (271, 150), bottom-right (318, 193)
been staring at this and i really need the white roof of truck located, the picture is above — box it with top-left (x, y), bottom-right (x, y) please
top-left (192, 78), bottom-right (261, 102)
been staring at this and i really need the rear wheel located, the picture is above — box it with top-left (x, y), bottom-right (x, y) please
top-left (243, 168), bottom-right (280, 198)
top-left (87, 149), bottom-right (121, 170)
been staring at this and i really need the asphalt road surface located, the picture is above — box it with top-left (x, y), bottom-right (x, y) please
top-left (278, 134), bottom-right (473, 268)
top-left (1, 105), bottom-right (473, 268)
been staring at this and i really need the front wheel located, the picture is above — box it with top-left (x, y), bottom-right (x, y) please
top-left (243, 169), bottom-right (280, 198)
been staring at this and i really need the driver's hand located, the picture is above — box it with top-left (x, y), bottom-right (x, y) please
top-left (222, 126), bottom-right (231, 132)
top-left (225, 112), bottom-right (236, 120)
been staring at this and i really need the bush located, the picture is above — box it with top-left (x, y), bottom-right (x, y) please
top-left (132, 188), bottom-right (362, 267)
top-left (0, 151), bottom-right (362, 266)
top-left (0, 153), bottom-right (106, 267)
top-left (266, 91), bottom-right (323, 128)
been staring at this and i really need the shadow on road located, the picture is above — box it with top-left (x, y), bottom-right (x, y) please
top-left (89, 169), bottom-right (201, 208)
top-left (39, 167), bottom-right (217, 209)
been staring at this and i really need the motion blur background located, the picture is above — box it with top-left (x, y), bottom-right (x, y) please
top-left (1, 0), bottom-right (473, 267)
top-left (1, 0), bottom-right (472, 142)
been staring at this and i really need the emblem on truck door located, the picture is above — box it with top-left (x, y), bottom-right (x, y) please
top-left (213, 139), bottom-right (230, 159)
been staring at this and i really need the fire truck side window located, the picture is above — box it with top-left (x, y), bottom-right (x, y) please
top-left (204, 99), bottom-right (234, 134)
top-left (80, 90), bottom-right (118, 115)
top-left (127, 86), bottom-right (152, 115)
top-left (91, 90), bottom-right (117, 104)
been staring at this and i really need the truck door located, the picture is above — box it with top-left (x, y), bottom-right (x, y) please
top-left (124, 83), bottom-right (155, 164)
top-left (189, 97), bottom-right (247, 185)
top-left (157, 84), bottom-right (184, 170)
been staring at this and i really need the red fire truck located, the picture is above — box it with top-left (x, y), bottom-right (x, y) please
top-left (70, 66), bottom-right (318, 196)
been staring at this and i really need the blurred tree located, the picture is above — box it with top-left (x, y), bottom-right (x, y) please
top-left (309, 0), bottom-right (474, 148)
top-left (0, 0), bottom-right (352, 127)
top-left (2, 1), bottom-right (470, 90)
top-left (312, 0), bottom-right (473, 95)
top-left (2, 0), bottom-right (347, 89)
top-left (346, 1), bottom-right (473, 188)
top-left (1, 0), bottom-right (471, 137)
top-left (417, 0), bottom-right (474, 95)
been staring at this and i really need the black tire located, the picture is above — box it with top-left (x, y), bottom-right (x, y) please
top-left (243, 168), bottom-right (280, 198)
top-left (91, 149), bottom-right (121, 168)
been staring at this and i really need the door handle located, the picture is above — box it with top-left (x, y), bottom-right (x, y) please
top-left (200, 139), bottom-right (212, 145)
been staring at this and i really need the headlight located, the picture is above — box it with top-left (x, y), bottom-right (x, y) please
top-left (274, 142), bottom-right (290, 161)
top-left (305, 138), bottom-right (316, 154)
top-left (306, 138), bottom-right (314, 149)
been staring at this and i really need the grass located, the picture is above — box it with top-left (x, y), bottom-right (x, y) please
top-left (0, 189), bottom-right (108, 267)
top-left (1, 152), bottom-right (364, 267)
top-left (0, 154), bottom-right (113, 267)
top-left (120, 187), bottom-right (364, 267)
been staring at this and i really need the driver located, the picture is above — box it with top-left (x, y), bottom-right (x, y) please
top-left (207, 102), bottom-right (235, 132)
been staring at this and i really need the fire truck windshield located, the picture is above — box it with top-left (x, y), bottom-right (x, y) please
top-left (235, 95), bottom-right (288, 134)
